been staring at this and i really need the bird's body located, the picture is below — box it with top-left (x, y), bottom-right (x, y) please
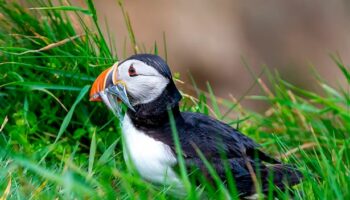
top-left (122, 114), bottom-right (181, 186)
top-left (90, 54), bottom-right (303, 198)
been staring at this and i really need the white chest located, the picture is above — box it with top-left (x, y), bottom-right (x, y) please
top-left (121, 115), bottom-right (181, 186)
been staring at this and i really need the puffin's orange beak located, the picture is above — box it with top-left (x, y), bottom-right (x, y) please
top-left (89, 63), bottom-right (135, 117)
top-left (89, 67), bottom-right (114, 101)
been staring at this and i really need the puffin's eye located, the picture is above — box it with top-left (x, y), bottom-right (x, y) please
top-left (128, 65), bottom-right (138, 77)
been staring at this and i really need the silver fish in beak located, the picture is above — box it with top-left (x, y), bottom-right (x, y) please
top-left (90, 63), bottom-right (135, 118)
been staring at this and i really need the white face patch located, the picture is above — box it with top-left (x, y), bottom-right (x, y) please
top-left (117, 59), bottom-right (169, 105)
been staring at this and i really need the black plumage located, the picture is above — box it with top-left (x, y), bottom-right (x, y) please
top-left (123, 54), bottom-right (302, 197)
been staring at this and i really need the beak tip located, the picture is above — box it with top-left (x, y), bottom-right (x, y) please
top-left (89, 93), bottom-right (102, 102)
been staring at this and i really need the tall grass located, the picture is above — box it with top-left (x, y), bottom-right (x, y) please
top-left (1, 1), bottom-right (350, 199)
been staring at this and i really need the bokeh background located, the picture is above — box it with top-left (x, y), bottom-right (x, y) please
top-left (73, 0), bottom-right (350, 111)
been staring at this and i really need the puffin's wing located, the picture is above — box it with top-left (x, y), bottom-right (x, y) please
top-left (178, 112), bottom-right (279, 163)
top-left (181, 157), bottom-right (302, 197)
top-left (173, 112), bottom-right (302, 196)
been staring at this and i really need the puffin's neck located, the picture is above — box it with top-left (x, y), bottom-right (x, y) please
top-left (126, 81), bottom-right (183, 128)
top-left (127, 105), bottom-right (182, 128)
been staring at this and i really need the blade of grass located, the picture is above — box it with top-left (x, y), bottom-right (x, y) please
top-left (29, 6), bottom-right (92, 16)
top-left (55, 85), bottom-right (90, 143)
top-left (0, 176), bottom-right (11, 200)
top-left (1, 81), bottom-right (83, 91)
top-left (191, 142), bottom-right (230, 198)
top-left (88, 129), bottom-right (96, 177)
top-left (97, 138), bottom-right (119, 166)
top-left (167, 109), bottom-right (192, 195)
top-left (118, 0), bottom-right (139, 54)
top-left (206, 82), bottom-right (221, 118)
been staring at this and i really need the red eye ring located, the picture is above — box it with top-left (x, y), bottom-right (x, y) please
top-left (128, 65), bottom-right (138, 77)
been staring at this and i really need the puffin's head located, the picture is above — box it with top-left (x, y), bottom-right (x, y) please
top-left (90, 54), bottom-right (182, 117)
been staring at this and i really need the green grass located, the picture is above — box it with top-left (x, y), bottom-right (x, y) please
top-left (1, 0), bottom-right (350, 199)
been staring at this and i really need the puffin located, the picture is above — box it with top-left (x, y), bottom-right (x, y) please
top-left (89, 54), bottom-right (302, 198)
